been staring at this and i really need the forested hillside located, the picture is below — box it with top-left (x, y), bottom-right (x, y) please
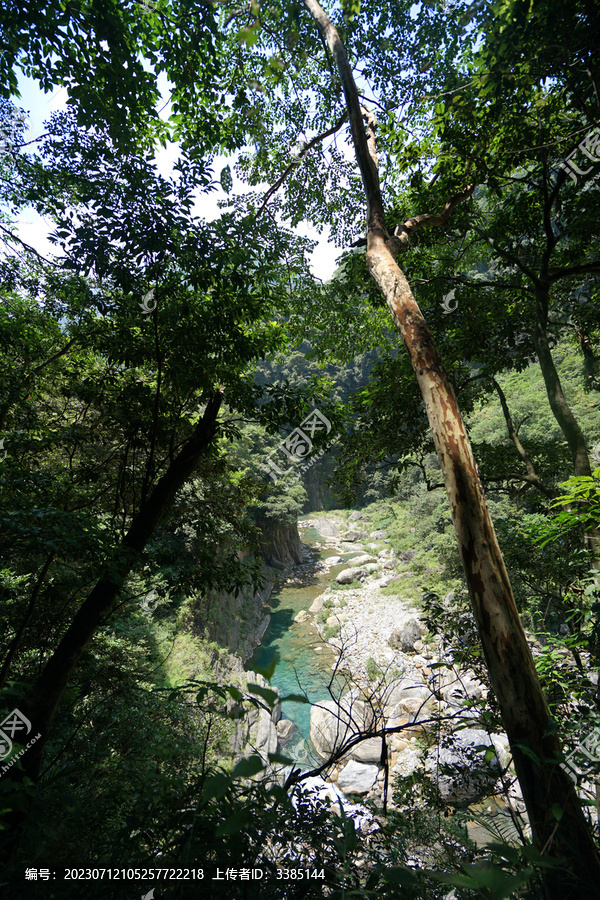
top-left (0, 0), bottom-right (599, 897)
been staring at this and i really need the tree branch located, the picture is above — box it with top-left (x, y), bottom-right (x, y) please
top-left (392, 182), bottom-right (475, 247)
top-left (256, 112), bottom-right (348, 217)
top-left (491, 377), bottom-right (555, 499)
top-left (548, 261), bottom-right (600, 283)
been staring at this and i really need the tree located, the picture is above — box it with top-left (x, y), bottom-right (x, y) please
top-left (0, 104), bottom-right (324, 804)
top-left (219, 0), bottom-right (600, 892)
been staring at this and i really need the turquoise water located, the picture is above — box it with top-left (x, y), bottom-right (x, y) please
top-left (249, 525), bottom-right (349, 748)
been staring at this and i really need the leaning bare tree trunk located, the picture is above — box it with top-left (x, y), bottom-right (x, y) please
top-left (15, 391), bottom-right (223, 782)
top-left (302, 1), bottom-right (600, 894)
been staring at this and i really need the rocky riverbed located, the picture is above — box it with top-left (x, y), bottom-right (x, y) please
top-left (271, 514), bottom-right (525, 835)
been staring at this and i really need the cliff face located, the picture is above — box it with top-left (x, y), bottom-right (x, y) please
top-left (197, 517), bottom-right (302, 661)
top-left (256, 516), bottom-right (302, 569)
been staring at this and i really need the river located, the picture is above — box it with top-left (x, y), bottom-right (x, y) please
top-left (248, 520), bottom-right (353, 762)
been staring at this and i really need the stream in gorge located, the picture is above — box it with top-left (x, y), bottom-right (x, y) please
top-left (249, 520), bottom-right (352, 764)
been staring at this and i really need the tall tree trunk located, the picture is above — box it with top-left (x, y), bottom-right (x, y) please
top-left (301, 1), bottom-right (600, 894)
top-left (534, 284), bottom-right (592, 477)
top-left (534, 285), bottom-right (600, 560)
top-left (16, 391), bottom-right (223, 782)
top-left (574, 324), bottom-right (600, 393)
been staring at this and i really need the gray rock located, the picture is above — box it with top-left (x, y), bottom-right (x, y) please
top-left (391, 746), bottom-right (423, 778)
top-left (253, 709), bottom-right (279, 762)
top-left (399, 549), bottom-right (417, 563)
top-left (325, 556), bottom-right (344, 565)
top-left (276, 719), bottom-right (296, 740)
top-left (336, 566), bottom-right (366, 585)
top-left (309, 594), bottom-right (326, 613)
top-left (347, 554), bottom-right (377, 566)
top-left (385, 698), bottom-right (432, 731)
top-left (426, 728), bottom-right (500, 807)
top-left (381, 575), bottom-right (404, 586)
top-left (370, 530), bottom-right (388, 540)
top-left (349, 511), bottom-right (368, 521)
top-left (431, 668), bottom-right (486, 706)
top-left (341, 530), bottom-right (365, 542)
top-left (388, 619), bottom-right (422, 652)
top-left (316, 518), bottom-right (339, 537)
top-left (310, 695), bottom-right (377, 761)
top-left (378, 549), bottom-right (391, 558)
top-left (383, 679), bottom-right (431, 709)
top-left (337, 761), bottom-right (379, 795)
top-left (294, 609), bottom-right (309, 623)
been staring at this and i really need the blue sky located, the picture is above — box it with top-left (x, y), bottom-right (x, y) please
top-left (12, 74), bottom-right (337, 280)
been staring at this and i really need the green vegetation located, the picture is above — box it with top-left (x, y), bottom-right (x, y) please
top-left (0, 0), bottom-right (599, 896)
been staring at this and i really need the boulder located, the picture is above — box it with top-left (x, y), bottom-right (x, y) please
top-left (388, 619), bottom-right (422, 652)
top-left (386, 698), bottom-right (433, 734)
top-left (309, 594), bottom-right (326, 613)
top-left (346, 554), bottom-right (377, 566)
top-left (349, 511), bottom-right (368, 521)
top-left (431, 668), bottom-right (486, 706)
top-left (341, 530), bottom-right (365, 542)
top-left (316, 518), bottom-right (339, 538)
top-left (325, 556), bottom-right (344, 565)
top-left (336, 566), bottom-right (366, 585)
top-left (253, 709), bottom-right (279, 762)
top-left (310, 695), bottom-right (378, 761)
top-left (370, 530), bottom-right (388, 540)
top-left (391, 746), bottom-right (423, 779)
top-left (276, 719), bottom-right (296, 740)
top-left (399, 549), bottom-right (417, 563)
top-left (294, 609), bottom-right (309, 623)
top-left (378, 549), bottom-right (391, 558)
top-left (337, 761), bottom-right (379, 795)
top-left (383, 679), bottom-right (431, 710)
top-left (426, 728), bottom-right (501, 807)
top-left (381, 575), bottom-right (404, 586)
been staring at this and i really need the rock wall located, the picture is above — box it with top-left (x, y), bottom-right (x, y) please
top-left (256, 516), bottom-right (303, 569)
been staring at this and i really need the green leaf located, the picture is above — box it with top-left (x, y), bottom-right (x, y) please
top-left (247, 683), bottom-right (279, 708)
top-left (215, 807), bottom-right (251, 836)
top-left (201, 774), bottom-right (231, 804)
top-left (231, 755), bottom-right (264, 779)
top-left (225, 685), bottom-right (243, 702)
top-left (552, 802), bottom-right (564, 822)
top-left (220, 165), bottom-right (232, 194)
top-left (252, 657), bottom-right (278, 681)
top-left (268, 752), bottom-right (294, 765)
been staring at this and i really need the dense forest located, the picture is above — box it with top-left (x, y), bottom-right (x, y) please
top-left (1, 0), bottom-right (599, 897)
